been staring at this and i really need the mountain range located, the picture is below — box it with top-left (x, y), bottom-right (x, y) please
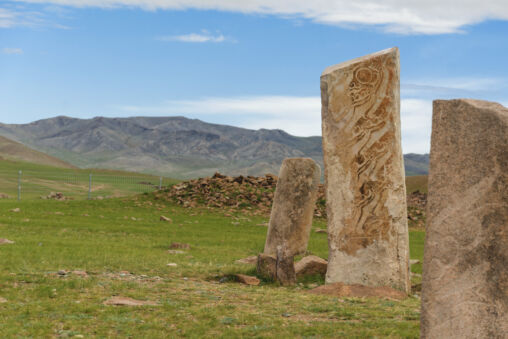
top-left (0, 116), bottom-right (429, 178)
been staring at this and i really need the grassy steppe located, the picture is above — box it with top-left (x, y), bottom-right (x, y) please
top-left (0, 159), bottom-right (178, 200)
top-left (0, 195), bottom-right (424, 338)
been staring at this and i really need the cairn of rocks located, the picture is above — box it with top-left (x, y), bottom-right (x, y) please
top-left (321, 47), bottom-right (410, 293)
top-left (158, 172), bottom-right (327, 217)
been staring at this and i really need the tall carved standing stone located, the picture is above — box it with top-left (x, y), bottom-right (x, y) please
top-left (421, 99), bottom-right (508, 338)
top-left (321, 47), bottom-right (410, 293)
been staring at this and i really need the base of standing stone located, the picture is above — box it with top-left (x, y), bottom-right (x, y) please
top-left (256, 254), bottom-right (277, 281)
top-left (256, 252), bottom-right (296, 286)
top-left (275, 247), bottom-right (296, 286)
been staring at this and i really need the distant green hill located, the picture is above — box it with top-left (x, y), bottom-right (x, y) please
top-left (404, 153), bottom-right (430, 176)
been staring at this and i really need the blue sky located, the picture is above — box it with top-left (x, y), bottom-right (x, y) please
top-left (1, 1), bottom-right (508, 153)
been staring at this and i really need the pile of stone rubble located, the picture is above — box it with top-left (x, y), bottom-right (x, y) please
top-left (41, 192), bottom-right (72, 200)
top-left (157, 172), bottom-right (327, 217)
top-left (156, 172), bottom-right (426, 222)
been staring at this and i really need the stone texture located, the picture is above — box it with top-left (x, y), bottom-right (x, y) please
top-left (169, 242), bottom-right (190, 250)
top-left (295, 255), bottom-right (328, 278)
top-left (235, 255), bottom-right (258, 265)
top-left (308, 283), bottom-right (407, 300)
top-left (235, 274), bottom-right (260, 286)
top-left (103, 296), bottom-right (158, 306)
top-left (256, 252), bottom-right (295, 285)
top-left (263, 158), bottom-right (321, 257)
top-left (275, 246), bottom-right (296, 286)
top-left (420, 99), bottom-right (508, 339)
top-left (321, 47), bottom-right (410, 293)
top-left (0, 238), bottom-right (14, 245)
top-left (256, 253), bottom-right (277, 280)
top-left (160, 215), bottom-right (172, 222)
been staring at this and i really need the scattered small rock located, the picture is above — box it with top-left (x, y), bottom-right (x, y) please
top-left (0, 238), bottom-right (14, 245)
top-left (412, 283), bottom-right (422, 293)
top-left (71, 270), bottom-right (88, 278)
top-left (235, 274), bottom-right (260, 286)
top-left (42, 192), bottom-right (71, 201)
top-left (295, 255), bottom-right (328, 278)
top-left (10, 208), bottom-right (20, 213)
top-left (314, 228), bottom-right (327, 234)
top-left (410, 259), bottom-right (421, 265)
top-left (103, 296), bottom-right (158, 306)
top-left (235, 256), bottom-right (258, 265)
top-left (58, 270), bottom-right (68, 276)
top-left (160, 215), bottom-right (172, 222)
top-left (0, 297), bottom-right (7, 303)
top-left (166, 263), bottom-right (178, 267)
top-left (167, 250), bottom-right (185, 254)
top-left (170, 242), bottom-right (191, 250)
top-left (308, 283), bottom-right (407, 300)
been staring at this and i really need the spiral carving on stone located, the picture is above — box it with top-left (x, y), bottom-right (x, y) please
top-left (335, 56), bottom-right (396, 255)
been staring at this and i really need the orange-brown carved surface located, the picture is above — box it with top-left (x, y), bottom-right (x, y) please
top-left (321, 48), bottom-right (409, 292)
top-left (323, 50), bottom-right (400, 255)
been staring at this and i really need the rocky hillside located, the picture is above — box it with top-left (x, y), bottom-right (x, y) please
top-left (0, 135), bottom-right (75, 169)
top-left (0, 116), bottom-right (428, 178)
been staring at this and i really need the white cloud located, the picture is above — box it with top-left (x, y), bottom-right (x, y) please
top-left (400, 98), bottom-right (432, 154)
top-left (0, 6), bottom-right (70, 29)
top-left (10, 0), bottom-right (508, 34)
top-left (120, 95), bottom-right (320, 117)
top-left (157, 30), bottom-right (229, 43)
top-left (0, 7), bottom-right (43, 28)
top-left (403, 77), bottom-right (506, 94)
top-left (2, 47), bottom-right (23, 54)
top-left (119, 95), bottom-right (432, 153)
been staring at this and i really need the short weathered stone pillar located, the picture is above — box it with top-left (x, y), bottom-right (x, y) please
top-left (264, 158), bottom-right (321, 257)
top-left (321, 47), bottom-right (410, 293)
top-left (259, 157), bottom-right (321, 285)
top-left (421, 99), bottom-right (508, 338)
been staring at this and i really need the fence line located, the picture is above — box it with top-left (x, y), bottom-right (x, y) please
top-left (0, 169), bottom-right (173, 201)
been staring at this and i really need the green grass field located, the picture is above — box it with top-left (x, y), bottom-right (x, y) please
top-left (0, 159), bottom-right (426, 337)
top-left (0, 194), bottom-right (424, 338)
top-left (0, 159), bottom-right (178, 200)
